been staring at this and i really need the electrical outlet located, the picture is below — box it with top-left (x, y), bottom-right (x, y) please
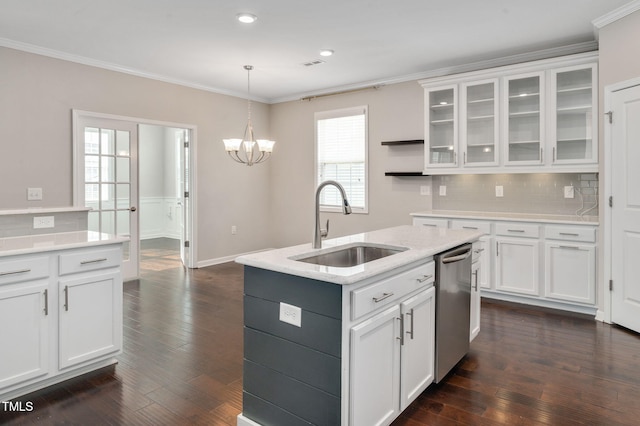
top-left (439, 185), bottom-right (446, 196)
top-left (231, 225), bottom-right (237, 235)
top-left (420, 185), bottom-right (431, 196)
top-left (27, 187), bottom-right (43, 201)
top-left (564, 186), bottom-right (575, 199)
top-left (495, 186), bottom-right (504, 197)
top-left (279, 302), bottom-right (302, 327)
top-left (33, 216), bottom-right (54, 229)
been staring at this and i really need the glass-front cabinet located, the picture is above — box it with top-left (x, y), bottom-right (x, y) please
top-left (550, 64), bottom-right (597, 164)
top-left (504, 72), bottom-right (544, 165)
top-left (461, 79), bottom-right (499, 166)
top-left (426, 85), bottom-right (457, 168)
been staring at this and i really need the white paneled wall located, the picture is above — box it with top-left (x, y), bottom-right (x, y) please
top-left (139, 197), bottom-right (182, 240)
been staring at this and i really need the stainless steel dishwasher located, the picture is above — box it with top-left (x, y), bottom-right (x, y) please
top-left (434, 243), bottom-right (472, 383)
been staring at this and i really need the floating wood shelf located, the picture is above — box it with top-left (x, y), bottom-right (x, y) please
top-left (381, 139), bottom-right (424, 146)
top-left (385, 171), bottom-right (428, 176)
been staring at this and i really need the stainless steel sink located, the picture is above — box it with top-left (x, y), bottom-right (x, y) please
top-left (294, 244), bottom-right (407, 267)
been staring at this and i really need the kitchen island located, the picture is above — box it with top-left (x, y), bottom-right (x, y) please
top-left (235, 225), bottom-right (482, 426)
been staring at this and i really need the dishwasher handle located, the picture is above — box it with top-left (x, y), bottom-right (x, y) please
top-left (441, 246), bottom-right (472, 264)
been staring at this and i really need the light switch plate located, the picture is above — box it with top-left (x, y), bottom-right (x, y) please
top-left (420, 185), bottom-right (431, 196)
top-left (495, 186), bottom-right (504, 197)
top-left (279, 302), bottom-right (302, 327)
top-left (439, 185), bottom-right (446, 196)
top-left (27, 187), bottom-right (43, 201)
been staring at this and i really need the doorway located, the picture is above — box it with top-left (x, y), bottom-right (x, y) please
top-left (73, 110), bottom-right (197, 280)
top-left (604, 79), bottom-right (640, 332)
top-left (138, 124), bottom-right (188, 272)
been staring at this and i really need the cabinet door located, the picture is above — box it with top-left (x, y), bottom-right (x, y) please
top-left (549, 64), bottom-right (597, 165)
top-left (545, 243), bottom-right (596, 304)
top-left (425, 85), bottom-right (458, 168)
top-left (0, 282), bottom-right (50, 389)
top-left (400, 287), bottom-right (435, 410)
top-left (503, 72), bottom-right (545, 165)
top-left (470, 262), bottom-right (481, 342)
top-left (350, 305), bottom-right (401, 426)
top-left (58, 271), bottom-right (122, 370)
top-left (461, 79), bottom-right (499, 167)
top-left (495, 237), bottom-right (540, 296)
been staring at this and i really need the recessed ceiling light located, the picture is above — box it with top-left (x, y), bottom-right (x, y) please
top-left (319, 49), bottom-right (334, 57)
top-left (237, 13), bottom-right (257, 24)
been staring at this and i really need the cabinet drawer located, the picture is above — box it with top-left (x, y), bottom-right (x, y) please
top-left (351, 261), bottom-right (435, 320)
top-left (412, 217), bottom-right (449, 228)
top-left (58, 246), bottom-right (121, 276)
top-left (451, 220), bottom-right (491, 235)
top-left (495, 222), bottom-right (540, 238)
top-left (0, 255), bottom-right (50, 286)
top-left (545, 226), bottom-right (596, 243)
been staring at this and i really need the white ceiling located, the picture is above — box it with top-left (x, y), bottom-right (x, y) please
top-left (0, 0), bottom-right (632, 103)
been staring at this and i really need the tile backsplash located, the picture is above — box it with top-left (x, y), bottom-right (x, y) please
top-left (0, 210), bottom-right (89, 238)
top-left (432, 173), bottom-right (599, 216)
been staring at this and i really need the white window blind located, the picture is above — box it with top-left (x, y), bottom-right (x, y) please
top-left (315, 106), bottom-right (368, 212)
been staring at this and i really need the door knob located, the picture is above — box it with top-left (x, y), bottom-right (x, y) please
top-left (129, 206), bottom-right (137, 212)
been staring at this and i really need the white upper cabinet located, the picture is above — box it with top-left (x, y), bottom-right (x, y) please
top-left (420, 52), bottom-right (598, 174)
top-left (461, 79), bottom-right (499, 167)
top-left (549, 64), bottom-right (598, 165)
top-left (425, 85), bottom-right (458, 168)
top-left (504, 72), bottom-right (545, 166)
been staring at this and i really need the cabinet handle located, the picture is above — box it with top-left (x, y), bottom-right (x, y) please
top-left (421, 223), bottom-right (437, 227)
top-left (454, 151), bottom-right (457, 164)
top-left (416, 274), bottom-right (433, 283)
top-left (64, 285), bottom-right (69, 311)
top-left (0, 268), bottom-right (31, 276)
top-left (473, 270), bottom-right (479, 291)
top-left (559, 232), bottom-right (579, 237)
top-left (43, 289), bottom-right (49, 316)
top-left (496, 241), bottom-right (499, 257)
top-left (406, 308), bottom-right (414, 340)
top-left (373, 292), bottom-right (394, 303)
top-left (559, 245), bottom-right (580, 250)
top-left (397, 316), bottom-right (405, 346)
top-left (463, 226), bottom-right (478, 230)
top-left (540, 147), bottom-right (543, 162)
top-left (464, 152), bottom-right (467, 164)
top-left (474, 248), bottom-right (485, 254)
top-left (507, 229), bottom-right (525, 233)
top-left (80, 258), bottom-right (107, 265)
top-left (553, 146), bottom-right (556, 162)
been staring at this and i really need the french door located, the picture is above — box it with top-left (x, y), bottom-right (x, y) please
top-left (610, 84), bottom-right (640, 333)
top-left (74, 112), bottom-right (139, 280)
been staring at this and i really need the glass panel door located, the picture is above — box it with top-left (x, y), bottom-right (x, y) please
top-left (78, 117), bottom-right (139, 279)
top-left (552, 65), bottom-right (596, 164)
top-left (426, 86), bottom-right (457, 168)
top-left (505, 73), bottom-right (544, 164)
top-left (461, 79), bottom-right (498, 166)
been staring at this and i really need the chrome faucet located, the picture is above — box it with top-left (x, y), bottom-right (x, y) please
top-left (314, 180), bottom-right (352, 249)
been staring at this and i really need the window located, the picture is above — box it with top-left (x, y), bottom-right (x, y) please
top-left (315, 106), bottom-right (368, 213)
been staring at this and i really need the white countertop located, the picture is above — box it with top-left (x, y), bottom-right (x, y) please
top-left (0, 231), bottom-right (128, 257)
top-left (0, 207), bottom-right (91, 216)
top-left (410, 210), bottom-right (599, 226)
top-left (235, 225), bottom-right (483, 285)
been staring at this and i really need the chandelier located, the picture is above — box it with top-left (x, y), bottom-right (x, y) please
top-left (223, 65), bottom-right (275, 166)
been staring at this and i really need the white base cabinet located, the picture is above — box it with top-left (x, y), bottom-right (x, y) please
top-left (413, 213), bottom-right (599, 315)
top-left (349, 266), bottom-right (436, 426)
top-left (0, 244), bottom-right (123, 402)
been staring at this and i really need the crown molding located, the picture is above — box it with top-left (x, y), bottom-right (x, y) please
top-left (272, 41), bottom-right (598, 104)
top-left (592, 0), bottom-right (640, 30)
top-left (0, 37), bottom-right (271, 104)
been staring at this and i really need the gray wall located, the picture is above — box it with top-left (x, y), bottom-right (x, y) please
top-left (268, 82), bottom-right (433, 248)
top-left (0, 46), bottom-right (272, 263)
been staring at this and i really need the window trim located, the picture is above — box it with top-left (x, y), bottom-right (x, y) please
top-left (314, 105), bottom-right (369, 214)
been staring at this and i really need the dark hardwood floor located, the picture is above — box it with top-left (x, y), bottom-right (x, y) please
top-left (3, 239), bottom-right (640, 425)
